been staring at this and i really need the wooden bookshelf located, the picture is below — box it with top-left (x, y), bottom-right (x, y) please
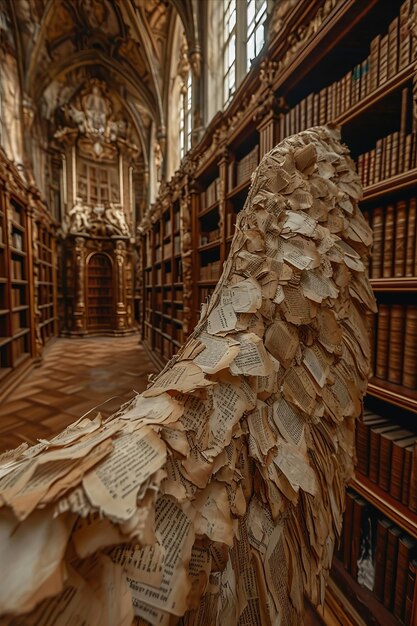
top-left (139, 2), bottom-right (417, 622)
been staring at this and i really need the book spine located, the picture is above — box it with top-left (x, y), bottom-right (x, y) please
top-left (369, 428), bottom-right (382, 483)
top-left (382, 204), bottom-right (395, 278)
top-left (368, 149), bottom-right (376, 187)
top-left (319, 88), bottom-right (327, 125)
top-left (404, 133), bottom-right (412, 172)
top-left (399, 87), bottom-right (409, 174)
top-left (388, 17), bottom-right (399, 80)
top-left (374, 138), bottom-right (383, 183)
top-left (388, 305), bottom-right (406, 384)
top-left (403, 305), bottom-right (417, 388)
top-left (409, 445), bottom-right (417, 513)
top-left (313, 93), bottom-right (319, 125)
top-left (394, 537), bottom-right (416, 620)
top-left (371, 206), bottom-right (384, 278)
top-left (384, 133), bottom-right (393, 180)
top-left (406, 198), bottom-right (416, 276)
top-left (390, 441), bottom-right (406, 501)
top-left (383, 527), bottom-right (402, 610)
top-left (350, 496), bottom-right (365, 580)
top-left (373, 519), bottom-right (392, 601)
top-left (379, 434), bottom-right (394, 492)
top-left (404, 559), bottom-right (417, 625)
top-left (355, 418), bottom-right (369, 476)
top-left (399, 0), bottom-right (412, 71)
top-left (369, 35), bottom-right (380, 92)
top-left (375, 304), bottom-right (390, 379)
top-left (402, 447), bottom-right (413, 507)
top-left (394, 199), bottom-right (407, 276)
top-left (379, 34), bottom-right (389, 84)
top-left (391, 131), bottom-right (400, 179)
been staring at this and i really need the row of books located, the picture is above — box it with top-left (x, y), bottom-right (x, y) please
top-left (9, 204), bottom-right (22, 226)
top-left (11, 335), bottom-right (27, 361)
top-left (200, 260), bottom-right (221, 281)
top-left (374, 304), bottom-right (417, 389)
top-left (174, 235), bottom-right (181, 255)
top-left (200, 229), bottom-right (221, 246)
top-left (39, 267), bottom-right (53, 282)
top-left (11, 311), bottom-right (26, 334)
top-left (11, 232), bottom-right (23, 251)
top-left (280, 1), bottom-right (412, 137)
top-left (201, 178), bottom-right (221, 211)
top-left (339, 490), bottom-right (416, 624)
top-left (230, 146), bottom-right (259, 187)
top-left (11, 259), bottom-right (24, 281)
top-left (357, 128), bottom-right (416, 190)
top-left (11, 287), bottom-right (24, 308)
top-left (363, 197), bottom-right (416, 278)
top-left (86, 288), bottom-right (112, 297)
top-left (356, 409), bottom-right (417, 508)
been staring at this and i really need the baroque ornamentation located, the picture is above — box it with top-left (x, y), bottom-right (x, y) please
top-left (63, 198), bottom-right (131, 238)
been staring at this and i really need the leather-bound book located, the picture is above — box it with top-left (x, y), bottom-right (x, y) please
top-left (374, 138), bottom-right (383, 183)
top-left (375, 304), bottom-right (390, 379)
top-left (371, 207), bottom-right (384, 278)
top-left (394, 535), bottom-right (417, 620)
top-left (399, 0), bottom-right (412, 71)
top-left (390, 434), bottom-right (417, 501)
top-left (369, 423), bottom-right (399, 483)
top-left (409, 444), bottom-right (417, 513)
top-left (378, 428), bottom-right (414, 492)
top-left (384, 133), bottom-right (393, 180)
top-left (390, 131), bottom-right (400, 179)
top-left (343, 490), bottom-right (355, 571)
top-left (319, 87), bottom-right (327, 125)
top-left (387, 305), bottom-right (405, 384)
top-left (388, 17), bottom-right (399, 80)
top-left (399, 87), bottom-right (409, 174)
top-left (403, 305), bottom-right (417, 389)
top-left (357, 414), bottom-right (391, 477)
top-left (405, 198), bottom-right (416, 276)
top-left (382, 204), bottom-right (395, 277)
top-left (394, 199), bottom-right (407, 276)
top-left (401, 444), bottom-right (415, 507)
top-left (404, 133), bottom-right (413, 172)
top-left (383, 526), bottom-right (402, 610)
top-left (404, 559), bottom-right (417, 626)
top-left (373, 518), bottom-right (393, 601)
top-left (379, 34), bottom-right (389, 84)
top-left (367, 149), bottom-right (376, 187)
top-left (350, 495), bottom-right (367, 580)
top-left (369, 35), bottom-right (380, 92)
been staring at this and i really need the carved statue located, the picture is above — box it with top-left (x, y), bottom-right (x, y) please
top-left (0, 127), bottom-right (376, 625)
top-left (65, 196), bottom-right (91, 234)
top-left (104, 202), bottom-right (130, 237)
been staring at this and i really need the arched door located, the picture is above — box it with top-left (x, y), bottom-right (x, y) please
top-left (86, 253), bottom-right (113, 331)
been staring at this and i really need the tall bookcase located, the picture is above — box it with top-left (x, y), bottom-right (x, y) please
top-left (140, 1), bottom-right (417, 623)
top-left (141, 193), bottom-right (184, 363)
top-left (0, 153), bottom-right (60, 397)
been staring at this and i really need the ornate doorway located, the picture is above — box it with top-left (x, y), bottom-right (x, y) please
top-left (86, 253), bottom-right (113, 331)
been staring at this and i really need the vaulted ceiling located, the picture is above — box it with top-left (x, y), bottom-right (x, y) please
top-left (8, 0), bottom-right (201, 171)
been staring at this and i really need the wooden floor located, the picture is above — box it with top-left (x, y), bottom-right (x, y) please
top-left (0, 335), bottom-right (157, 453)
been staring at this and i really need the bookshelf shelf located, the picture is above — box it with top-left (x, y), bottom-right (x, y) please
top-left (226, 179), bottom-right (250, 199)
top-left (198, 240), bottom-right (221, 253)
top-left (336, 63), bottom-right (415, 127)
top-left (362, 169), bottom-right (417, 203)
top-left (367, 380), bottom-right (417, 414)
top-left (198, 202), bottom-right (219, 218)
top-left (351, 474), bottom-right (417, 540)
top-left (369, 278), bottom-right (417, 292)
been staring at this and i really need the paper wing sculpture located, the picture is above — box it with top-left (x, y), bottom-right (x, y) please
top-left (0, 126), bottom-right (376, 626)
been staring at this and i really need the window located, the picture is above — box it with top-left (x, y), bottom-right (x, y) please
top-left (77, 159), bottom-right (119, 205)
top-left (180, 73), bottom-right (192, 160)
top-left (246, 0), bottom-right (267, 71)
top-left (222, 0), bottom-right (268, 106)
top-left (223, 0), bottom-right (236, 106)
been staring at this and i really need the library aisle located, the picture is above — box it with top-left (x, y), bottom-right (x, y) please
top-left (0, 335), bottom-right (156, 453)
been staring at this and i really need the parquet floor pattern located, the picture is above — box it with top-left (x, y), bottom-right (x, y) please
top-left (0, 335), bottom-right (157, 453)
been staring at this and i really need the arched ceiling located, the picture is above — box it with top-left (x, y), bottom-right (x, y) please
top-left (9, 0), bottom-right (200, 170)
